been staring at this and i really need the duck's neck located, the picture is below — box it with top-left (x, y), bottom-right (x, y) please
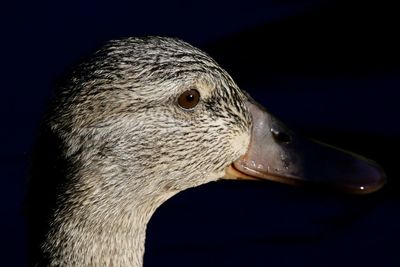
top-left (43, 180), bottom-right (177, 267)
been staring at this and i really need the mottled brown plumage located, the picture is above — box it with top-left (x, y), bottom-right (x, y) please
top-left (29, 37), bottom-right (252, 266)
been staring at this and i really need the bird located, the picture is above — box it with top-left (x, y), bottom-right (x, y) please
top-left (27, 36), bottom-right (386, 266)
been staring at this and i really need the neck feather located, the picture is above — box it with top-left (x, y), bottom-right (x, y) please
top-left (42, 178), bottom-right (177, 267)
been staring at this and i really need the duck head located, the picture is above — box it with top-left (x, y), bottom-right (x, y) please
top-left (41, 36), bottom-right (385, 266)
top-left (51, 37), bottom-right (385, 197)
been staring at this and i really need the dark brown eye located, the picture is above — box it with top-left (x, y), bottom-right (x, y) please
top-left (177, 89), bottom-right (200, 110)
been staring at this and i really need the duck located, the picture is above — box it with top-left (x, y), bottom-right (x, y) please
top-left (27, 36), bottom-right (386, 267)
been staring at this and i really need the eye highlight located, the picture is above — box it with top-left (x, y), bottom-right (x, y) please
top-left (177, 89), bottom-right (200, 110)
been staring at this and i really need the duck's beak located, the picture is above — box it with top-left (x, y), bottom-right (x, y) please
top-left (224, 100), bottom-right (386, 194)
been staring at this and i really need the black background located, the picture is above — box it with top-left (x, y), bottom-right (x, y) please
top-left (2, 0), bottom-right (399, 266)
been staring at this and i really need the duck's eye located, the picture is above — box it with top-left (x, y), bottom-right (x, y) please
top-left (177, 89), bottom-right (200, 110)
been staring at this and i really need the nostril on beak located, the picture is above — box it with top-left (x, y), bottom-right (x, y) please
top-left (271, 128), bottom-right (292, 144)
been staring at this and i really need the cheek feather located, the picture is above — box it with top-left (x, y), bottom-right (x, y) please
top-left (231, 131), bottom-right (251, 160)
